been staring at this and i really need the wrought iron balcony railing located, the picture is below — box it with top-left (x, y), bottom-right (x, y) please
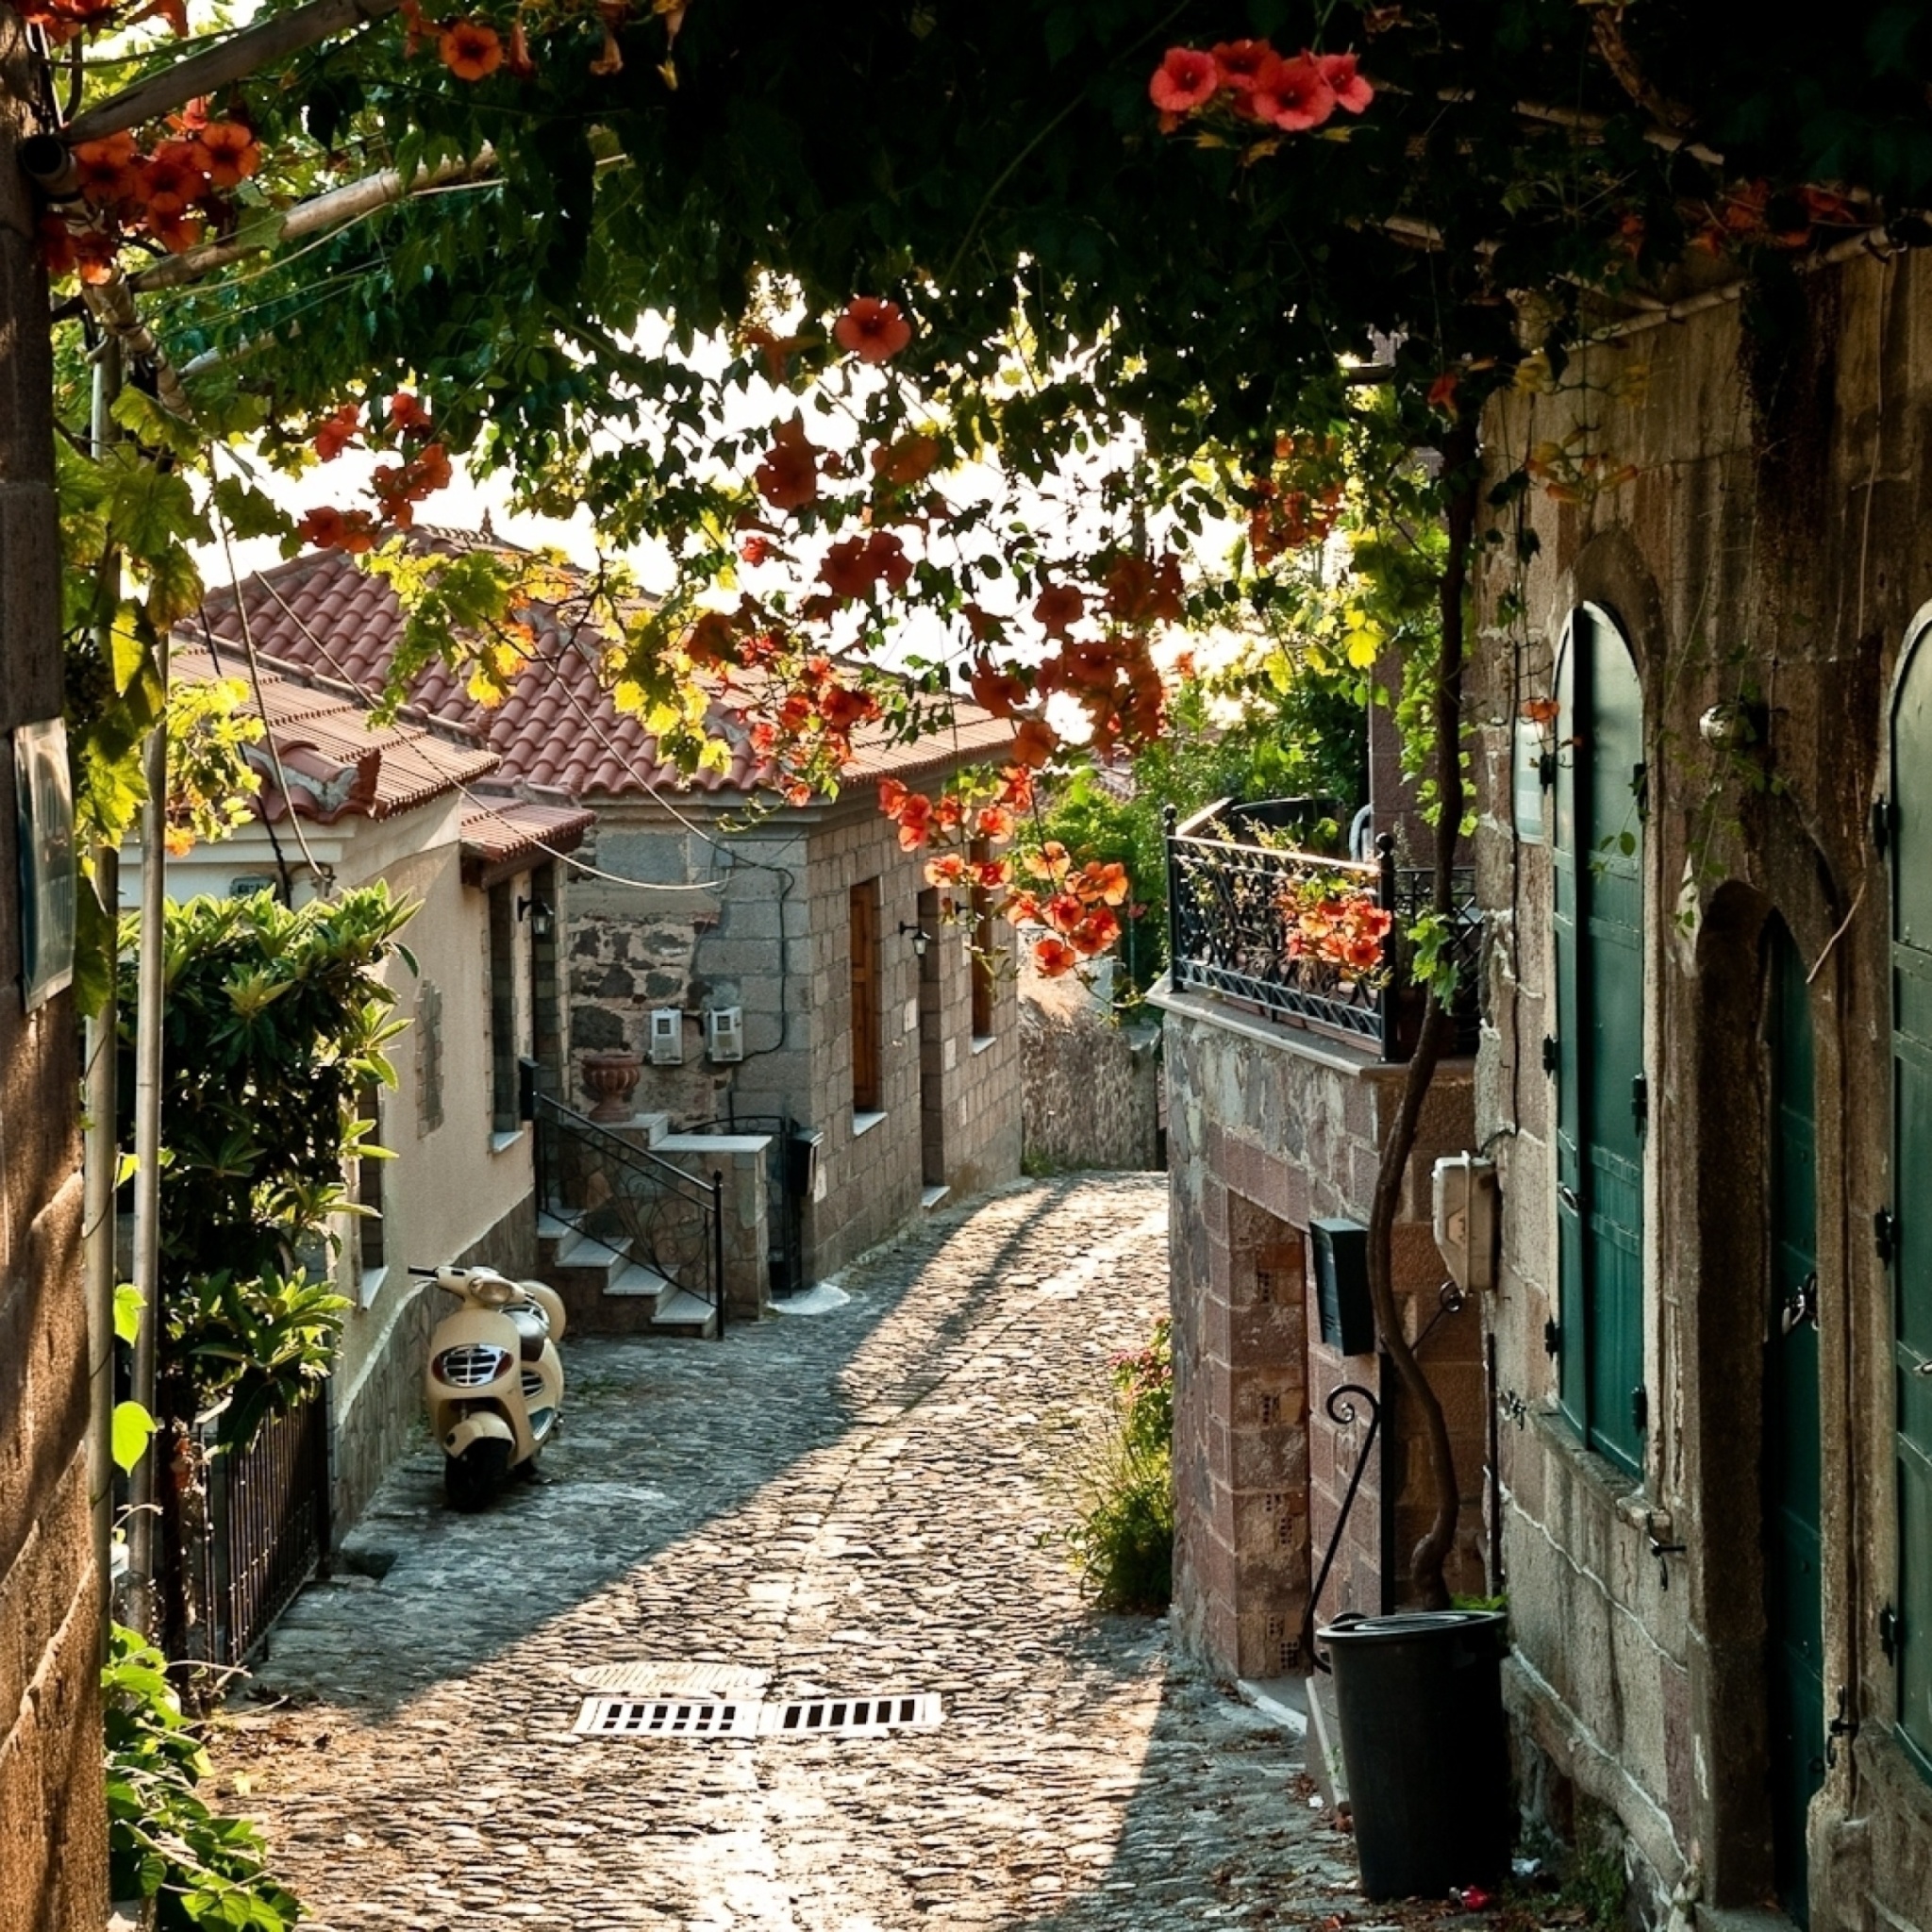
top-left (1164, 799), bottom-right (1480, 1061)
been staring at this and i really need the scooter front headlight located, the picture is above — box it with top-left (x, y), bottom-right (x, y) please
top-left (431, 1343), bottom-right (515, 1388)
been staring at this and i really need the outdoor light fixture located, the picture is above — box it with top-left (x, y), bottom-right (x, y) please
top-left (898, 922), bottom-right (933, 958)
top-left (518, 895), bottom-right (556, 940)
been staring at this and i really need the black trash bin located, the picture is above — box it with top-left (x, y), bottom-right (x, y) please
top-left (1319, 1608), bottom-right (1511, 1900)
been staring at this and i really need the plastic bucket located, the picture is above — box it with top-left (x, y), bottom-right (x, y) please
top-left (1318, 1608), bottom-right (1511, 1899)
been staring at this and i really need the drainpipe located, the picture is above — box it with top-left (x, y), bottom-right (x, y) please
top-left (82, 340), bottom-right (122, 1632)
top-left (125, 634), bottom-right (167, 1636)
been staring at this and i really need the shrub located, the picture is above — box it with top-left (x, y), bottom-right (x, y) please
top-left (104, 1623), bottom-right (303, 1928)
top-left (1063, 1318), bottom-right (1175, 1612)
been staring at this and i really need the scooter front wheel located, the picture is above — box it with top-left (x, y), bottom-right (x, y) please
top-left (445, 1436), bottom-right (513, 1511)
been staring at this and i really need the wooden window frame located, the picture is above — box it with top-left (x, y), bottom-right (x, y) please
top-left (849, 880), bottom-right (882, 1114)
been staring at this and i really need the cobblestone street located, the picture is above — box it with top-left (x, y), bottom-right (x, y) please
top-left (221, 1177), bottom-right (1373, 1930)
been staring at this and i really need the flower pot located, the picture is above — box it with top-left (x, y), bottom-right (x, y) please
top-left (581, 1047), bottom-right (642, 1123)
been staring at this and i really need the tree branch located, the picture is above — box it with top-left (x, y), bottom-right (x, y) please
top-left (64, 0), bottom-right (402, 145)
top-left (128, 145), bottom-right (496, 292)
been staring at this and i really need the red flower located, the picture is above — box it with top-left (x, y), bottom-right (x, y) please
top-left (1032, 584), bottom-right (1085, 636)
top-left (37, 215), bottom-right (76, 278)
top-left (739, 535), bottom-right (773, 565)
top-left (872, 433), bottom-right (940, 486)
top-left (192, 121), bottom-right (261, 190)
top-left (820, 538), bottom-right (874, 599)
top-left (1147, 46), bottom-right (1220, 114)
top-left (924, 854), bottom-right (968, 888)
top-left (1010, 718), bottom-right (1058, 769)
top-left (833, 296), bottom-right (913, 365)
top-left (1032, 936), bottom-right (1079, 977)
top-left (968, 658), bottom-right (1030, 718)
top-left (1315, 50), bottom-right (1374, 114)
top-left (140, 142), bottom-right (209, 219)
top-left (975, 804), bottom-right (1015, 841)
top-left (73, 132), bottom-right (140, 207)
top-left (150, 209), bottom-right (207, 255)
top-left (440, 19), bottom-right (505, 81)
top-left (863, 529), bottom-right (912, 591)
top-left (388, 390), bottom-right (435, 436)
top-left (1210, 40), bottom-right (1274, 92)
top-left (755, 415), bottom-right (822, 511)
top-left (1426, 370), bottom-right (1461, 419)
top-left (312, 404), bottom-right (363, 461)
top-left (1253, 53), bottom-right (1336, 132)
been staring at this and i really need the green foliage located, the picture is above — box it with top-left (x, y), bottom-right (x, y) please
top-left (1062, 1318), bottom-right (1175, 1612)
top-left (104, 1624), bottom-right (304, 1929)
top-left (119, 887), bottom-right (412, 1441)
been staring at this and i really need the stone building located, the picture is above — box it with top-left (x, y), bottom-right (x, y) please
top-left (1467, 252), bottom-right (1932, 1927)
top-left (1154, 789), bottom-right (1491, 1685)
top-left (211, 539), bottom-right (1024, 1289)
top-left (0, 28), bottom-right (109, 1924)
top-left (142, 644), bottom-right (591, 1537)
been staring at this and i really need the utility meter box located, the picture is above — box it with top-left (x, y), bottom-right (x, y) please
top-left (1432, 1154), bottom-right (1499, 1292)
top-left (1310, 1218), bottom-right (1376, 1356)
top-left (648, 1008), bottom-right (683, 1066)
top-left (706, 1006), bottom-right (744, 1063)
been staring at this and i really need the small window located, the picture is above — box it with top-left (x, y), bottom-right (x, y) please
top-left (415, 978), bottom-right (444, 1137)
top-left (849, 881), bottom-right (880, 1113)
top-left (488, 881), bottom-right (518, 1134)
top-left (355, 1076), bottom-right (386, 1284)
top-left (969, 838), bottom-right (995, 1040)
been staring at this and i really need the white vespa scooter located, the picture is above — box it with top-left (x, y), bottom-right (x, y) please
top-left (415, 1263), bottom-right (567, 1510)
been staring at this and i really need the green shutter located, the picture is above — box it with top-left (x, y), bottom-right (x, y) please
top-left (1550, 606), bottom-right (1646, 1474)
top-left (1890, 625), bottom-right (1932, 1778)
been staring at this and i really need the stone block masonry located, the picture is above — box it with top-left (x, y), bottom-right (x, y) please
top-left (0, 30), bottom-right (111, 1926)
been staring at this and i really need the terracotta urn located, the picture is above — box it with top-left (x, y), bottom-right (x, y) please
top-left (581, 1047), bottom-right (642, 1124)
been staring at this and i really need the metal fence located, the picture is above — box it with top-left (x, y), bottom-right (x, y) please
top-left (534, 1094), bottom-right (725, 1332)
top-left (160, 1387), bottom-right (332, 1671)
top-left (1165, 799), bottom-right (1480, 1060)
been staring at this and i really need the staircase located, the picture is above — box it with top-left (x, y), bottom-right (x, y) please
top-left (535, 1214), bottom-right (718, 1338)
top-left (531, 1095), bottom-right (725, 1340)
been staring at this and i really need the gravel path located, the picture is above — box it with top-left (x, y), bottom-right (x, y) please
top-left (216, 1176), bottom-right (1369, 1930)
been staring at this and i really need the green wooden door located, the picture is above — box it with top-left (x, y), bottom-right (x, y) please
top-left (1890, 626), bottom-right (1932, 1780)
top-left (1552, 605), bottom-right (1647, 1474)
top-left (1765, 922), bottom-right (1824, 1923)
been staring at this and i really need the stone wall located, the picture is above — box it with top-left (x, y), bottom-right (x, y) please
top-left (1158, 983), bottom-right (1485, 1686)
top-left (1471, 249), bottom-right (1932, 1927)
top-left (0, 30), bottom-right (110, 1925)
top-left (561, 788), bottom-right (1022, 1285)
top-left (1019, 984), bottom-right (1162, 1174)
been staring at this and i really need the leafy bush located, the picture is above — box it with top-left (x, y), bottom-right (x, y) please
top-left (104, 1624), bottom-right (303, 1929)
top-left (1063, 1318), bottom-right (1175, 1612)
top-left (120, 885), bottom-right (413, 1445)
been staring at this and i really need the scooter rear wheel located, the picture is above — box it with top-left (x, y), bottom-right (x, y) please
top-left (445, 1437), bottom-right (513, 1511)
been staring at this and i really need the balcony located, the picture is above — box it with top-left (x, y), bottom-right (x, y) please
top-left (1163, 798), bottom-right (1481, 1062)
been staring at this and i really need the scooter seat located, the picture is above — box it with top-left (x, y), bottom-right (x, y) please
top-left (508, 1301), bottom-right (550, 1361)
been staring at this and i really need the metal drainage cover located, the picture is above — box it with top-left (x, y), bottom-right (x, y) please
top-left (574, 1697), bottom-right (761, 1738)
top-left (764, 1693), bottom-right (941, 1738)
top-left (570, 1661), bottom-right (769, 1700)
top-left (573, 1691), bottom-right (942, 1740)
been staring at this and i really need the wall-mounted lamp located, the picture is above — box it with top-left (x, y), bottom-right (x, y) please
top-left (518, 895), bottom-right (556, 940)
top-left (898, 922), bottom-right (933, 959)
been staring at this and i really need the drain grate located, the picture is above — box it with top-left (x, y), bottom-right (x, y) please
top-left (573, 1697), bottom-right (760, 1738)
top-left (572, 1690), bottom-right (942, 1740)
top-left (764, 1693), bottom-right (941, 1737)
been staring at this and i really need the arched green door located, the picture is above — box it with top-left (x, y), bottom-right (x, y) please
top-left (1552, 604), bottom-right (1646, 1474)
top-left (1764, 921), bottom-right (1823, 1924)
top-left (1889, 620), bottom-right (1932, 1780)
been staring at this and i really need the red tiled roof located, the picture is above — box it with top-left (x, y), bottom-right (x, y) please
top-left (459, 797), bottom-right (596, 884)
top-left (193, 541), bottom-right (1013, 804)
top-left (171, 643), bottom-right (498, 824)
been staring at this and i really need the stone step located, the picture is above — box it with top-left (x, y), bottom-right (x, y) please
top-left (606, 1261), bottom-right (671, 1303)
top-left (920, 1184), bottom-right (951, 1210)
top-left (652, 1288), bottom-right (717, 1337)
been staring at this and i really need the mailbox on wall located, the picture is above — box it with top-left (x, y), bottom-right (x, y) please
top-left (1310, 1217), bottom-right (1376, 1356)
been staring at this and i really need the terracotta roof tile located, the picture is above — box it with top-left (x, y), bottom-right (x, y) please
top-left (172, 643), bottom-right (497, 824)
top-left (193, 541), bottom-right (1012, 805)
top-left (459, 797), bottom-right (596, 882)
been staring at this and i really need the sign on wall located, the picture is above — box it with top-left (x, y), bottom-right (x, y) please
top-left (12, 718), bottom-right (75, 1011)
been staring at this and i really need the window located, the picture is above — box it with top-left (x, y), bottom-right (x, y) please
top-left (1550, 603), bottom-right (1646, 1475)
top-left (1888, 610), bottom-right (1932, 1779)
top-left (415, 978), bottom-right (444, 1137)
top-left (354, 1076), bottom-right (387, 1300)
top-left (488, 881), bottom-right (518, 1135)
top-left (849, 880), bottom-right (881, 1114)
top-left (969, 837), bottom-right (995, 1041)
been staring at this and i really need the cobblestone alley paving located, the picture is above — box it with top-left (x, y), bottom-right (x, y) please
top-left (219, 1176), bottom-right (1376, 1931)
